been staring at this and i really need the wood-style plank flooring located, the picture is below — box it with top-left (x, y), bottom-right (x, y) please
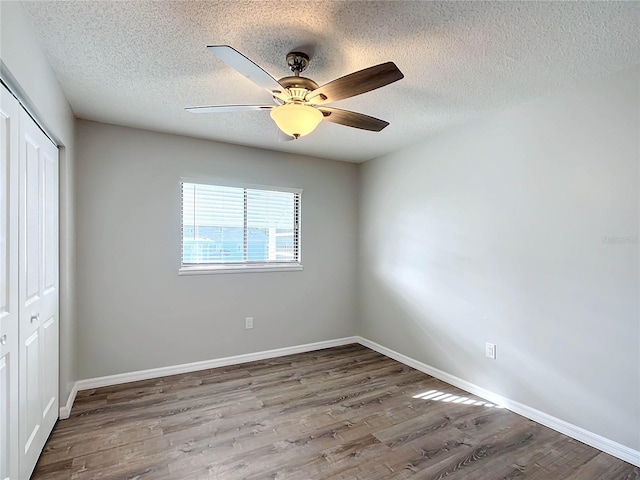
top-left (33, 344), bottom-right (639, 479)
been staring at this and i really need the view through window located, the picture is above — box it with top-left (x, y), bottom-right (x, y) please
top-left (181, 182), bottom-right (301, 269)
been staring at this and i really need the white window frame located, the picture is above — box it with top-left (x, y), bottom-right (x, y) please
top-left (178, 178), bottom-right (303, 275)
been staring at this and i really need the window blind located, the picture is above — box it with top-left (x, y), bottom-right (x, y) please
top-left (181, 182), bottom-right (301, 267)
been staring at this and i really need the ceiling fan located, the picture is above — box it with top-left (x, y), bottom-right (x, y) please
top-left (186, 45), bottom-right (404, 139)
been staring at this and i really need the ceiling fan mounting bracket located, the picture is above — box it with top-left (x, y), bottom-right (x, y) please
top-left (286, 52), bottom-right (310, 75)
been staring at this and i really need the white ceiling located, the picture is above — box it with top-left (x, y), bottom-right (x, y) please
top-left (21, 1), bottom-right (640, 162)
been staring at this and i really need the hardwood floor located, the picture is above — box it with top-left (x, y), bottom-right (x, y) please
top-left (33, 344), bottom-right (638, 479)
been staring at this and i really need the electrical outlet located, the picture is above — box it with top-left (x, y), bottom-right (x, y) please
top-left (245, 317), bottom-right (254, 329)
top-left (486, 342), bottom-right (496, 359)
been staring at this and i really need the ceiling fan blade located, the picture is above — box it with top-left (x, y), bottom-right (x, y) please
top-left (207, 45), bottom-right (287, 99)
top-left (307, 62), bottom-right (404, 105)
top-left (185, 105), bottom-right (274, 113)
top-left (319, 107), bottom-right (389, 132)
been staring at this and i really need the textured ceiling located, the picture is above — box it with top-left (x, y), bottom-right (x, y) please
top-left (20, 0), bottom-right (640, 162)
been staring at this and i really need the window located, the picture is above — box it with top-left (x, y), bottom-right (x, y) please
top-left (179, 181), bottom-right (302, 274)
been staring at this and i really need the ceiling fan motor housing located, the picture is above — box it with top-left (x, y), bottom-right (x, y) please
top-left (276, 76), bottom-right (319, 103)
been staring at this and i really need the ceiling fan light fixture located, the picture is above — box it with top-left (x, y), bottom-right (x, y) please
top-left (270, 103), bottom-right (323, 139)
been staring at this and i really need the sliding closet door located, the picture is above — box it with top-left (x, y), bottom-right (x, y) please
top-left (18, 107), bottom-right (59, 479)
top-left (0, 86), bottom-right (20, 480)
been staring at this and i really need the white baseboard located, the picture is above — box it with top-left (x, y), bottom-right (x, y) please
top-left (59, 382), bottom-right (78, 419)
top-left (356, 336), bottom-right (640, 468)
top-left (58, 334), bottom-right (639, 467)
top-left (62, 336), bottom-right (359, 413)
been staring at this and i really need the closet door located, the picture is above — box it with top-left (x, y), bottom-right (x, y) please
top-left (0, 86), bottom-right (20, 480)
top-left (18, 108), bottom-right (59, 479)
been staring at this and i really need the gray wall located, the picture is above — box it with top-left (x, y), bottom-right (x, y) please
top-left (75, 120), bottom-right (359, 379)
top-left (359, 66), bottom-right (640, 450)
top-left (1, 1), bottom-right (77, 404)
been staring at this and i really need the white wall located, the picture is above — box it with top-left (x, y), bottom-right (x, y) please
top-left (75, 120), bottom-right (359, 379)
top-left (0, 1), bottom-right (77, 404)
top-left (359, 66), bottom-right (640, 450)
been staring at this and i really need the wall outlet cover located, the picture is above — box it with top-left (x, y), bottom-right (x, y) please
top-left (486, 342), bottom-right (496, 359)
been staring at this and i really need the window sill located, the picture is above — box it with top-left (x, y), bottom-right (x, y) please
top-left (178, 264), bottom-right (304, 276)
